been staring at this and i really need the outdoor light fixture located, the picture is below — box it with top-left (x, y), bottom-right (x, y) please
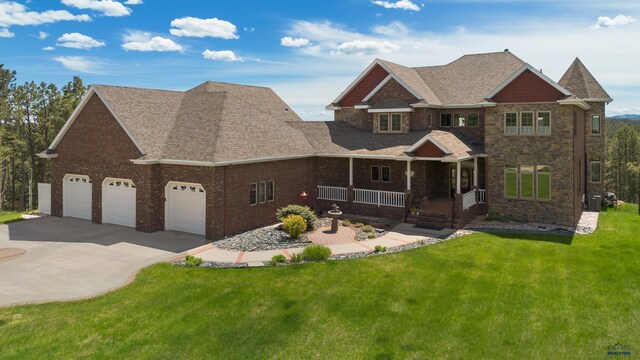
top-left (300, 191), bottom-right (308, 200)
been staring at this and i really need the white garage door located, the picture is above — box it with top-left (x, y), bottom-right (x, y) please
top-left (63, 174), bottom-right (92, 220)
top-left (102, 178), bottom-right (136, 227)
top-left (165, 182), bottom-right (206, 235)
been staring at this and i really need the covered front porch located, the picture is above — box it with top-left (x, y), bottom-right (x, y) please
top-left (314, 155), bottom-right (487, 229)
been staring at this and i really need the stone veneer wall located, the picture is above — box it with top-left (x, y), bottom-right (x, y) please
top-left (484, 103), bottom-right (576, 225)
top-left (584, 102), bottom-right (606, 200)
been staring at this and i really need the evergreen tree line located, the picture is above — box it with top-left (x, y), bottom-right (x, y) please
top-left (606, 118), bottom-right (640, 204)
top-left (0, 64), bottom-right (86, 212)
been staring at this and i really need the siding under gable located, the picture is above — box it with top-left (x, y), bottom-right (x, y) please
top-left (55, 93), bottom-right (143, 162)
top-left (339, 64), bottom-right (389, 107)
top-left (492, 69), bottom-right (566, 103)
top-left (414, 141), bottom-right (446, 158)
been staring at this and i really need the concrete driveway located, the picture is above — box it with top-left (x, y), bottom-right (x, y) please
top-left (0, 216), bottom-right (209, 307)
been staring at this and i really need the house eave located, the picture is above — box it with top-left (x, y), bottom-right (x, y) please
top-left (557, 99), bottom-right (591, 110)
top-left (411, 102), bottom-right (495, 109)
top-left (368, 108), bottom-right (414, 113)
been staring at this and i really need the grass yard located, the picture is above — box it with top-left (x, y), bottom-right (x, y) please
top-left (0, 211), bottom-right (24, 224)
top-left (1, 206), bottom-right (639, 359)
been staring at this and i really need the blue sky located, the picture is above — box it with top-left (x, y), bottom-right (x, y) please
top-left (1, 0), bottom-right (639, 119)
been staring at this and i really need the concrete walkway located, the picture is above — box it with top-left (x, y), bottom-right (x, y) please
top-left (194, 223), bottom-right (454, 265)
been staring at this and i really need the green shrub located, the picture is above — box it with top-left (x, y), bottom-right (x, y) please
top-left (276, 205), bottom-right (317, 228)
top-left (301, 244), bottom-right (331, 262)
top-left (341, 220), bottom-right (352, 226)
top-left (367, 233), bottom-right (376, 239)
top-left (184, 255), bottom-right (203, 267)
top-left (282, 214), bottom-right (307, 239)
top-left (374, 245), bottom-right (387, 253)
top-left (354, 223), bottom-right (364, 228)
top-left (361, 225), bottom-right (374, 233)
top-left (268, 254), bottom-right (287, 266)
top-left (290, 252), bottom-right (303, 263)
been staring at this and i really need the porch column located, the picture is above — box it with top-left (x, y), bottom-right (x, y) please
top-left (456, 161), bottom-right (461, 194)
top-left (406, 160), bottom-right (411, 190)
top-left (473, 157), bottom-right (478, 187)
top-left (349, 157), bottom-right (353, 186)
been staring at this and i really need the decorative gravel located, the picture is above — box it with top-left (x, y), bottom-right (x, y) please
top-left (213, 223), bottom-right (311, 252)
top-left (175, 260), bottom-right (249, 268)
top-left (464, 211), bottom-right (599, 235)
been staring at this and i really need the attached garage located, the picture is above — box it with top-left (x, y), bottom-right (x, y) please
top-left (63, 174), bottom-right (92, 220)
top-left (102, 178), bottom-right (136, 227)
top-left (165, 182), bottom-right (206, 235)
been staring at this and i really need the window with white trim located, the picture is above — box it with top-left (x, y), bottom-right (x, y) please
top-left (505, 112), bottom-right (518, 134)
top-left (591, 114), bottom-right (601, 135)
top-left (427, 113), bottom-right (432, 128)
top-left (267, 180), bottom-right (275, 202)
top-left (590, 160), bottom-right (601, 183)
top-left (520, 112), bottom-right (534, 134)
top-left (379, 114), bottom-right (389, 132)
top-left (249, 183), bottom-right (257, 205)
top-left (537, 111), bottom-right (551, 134)
top-left (371, 166), bottom-right (380, 182)
top-left (504, 165), bottom-right (552, 200)
top-left (467, 113), bottom-right (479, 127)
top-left (504, 165), bottom-right (518, 198)
top-left (519, 165), bottom-right (535, 199)
top-left (440, 113), bottom-right (452, 127)
top-left (391, 114), bottom-right (402, 132)
top-left (258, 181), bottom-right (266, 203)
top-left (453, 113), bottom-right (465, 127)
top-left (536, 165), bottom-right (551, 200)
top-left (382, 166), bottom-right (390, 182)
top-left (378, 113), bottom-right (402, 133)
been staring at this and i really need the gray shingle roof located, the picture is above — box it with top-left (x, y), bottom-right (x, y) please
top-left (558, 58), bottom-right (612, 101)
top-left (426, 130), bottom-right (482, 160)
top-left (94, 82), bottom-right (315, 163)
top-left (376, 51), bottom-right (526, 106)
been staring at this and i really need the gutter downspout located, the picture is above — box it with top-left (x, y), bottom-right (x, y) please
top-left (223, 166), bottom-right (227, 237)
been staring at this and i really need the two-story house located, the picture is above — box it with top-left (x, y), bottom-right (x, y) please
top-left (39, 50), bottom-right (610, 239)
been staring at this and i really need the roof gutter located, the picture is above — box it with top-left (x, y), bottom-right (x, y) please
top-left (410, 102), bottom-right (496, 109)
top-left (557, 99), bottom-right (591, 110)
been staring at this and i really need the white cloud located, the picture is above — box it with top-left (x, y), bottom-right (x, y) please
top-left (591, 15), bottom-right (636, 29)
top-left (170, 17), bottom-right (238, 39)
top-left (124, 0), bottom-right (142, 4)
top-left (61, 0), bottom-right (131, 17)
top-left (54, 56), bottom-right (100, 73)
top-left (57, 32), bottom-right (105, 49)
top-left (331, 40), bottom-right (400, 55)
top-left (38, 31), bottom-right (49, 39)
top-left (0, 27), bottom-right (14, 37)
top-left (42, 46), bottom-right (55, 51)
top-left (0, 1), bottom-right (91, 27)
top-left (202, 49), bottom-right (243, 62)
top-left (372, 0), bottom-right (420, 11)
top-left (371, 21), bottom-right (409, 36)
top-left (121, 31), bottom-right (183, 52)
top-left (281, 36), bottom-right (310, 47)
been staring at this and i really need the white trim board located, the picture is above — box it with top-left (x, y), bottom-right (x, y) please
top-left (47, 86), bottom-right (145, 155)
top-left (486, 63), bottom-right (572, 100)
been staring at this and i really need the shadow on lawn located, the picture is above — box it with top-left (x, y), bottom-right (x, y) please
top-left (483, 231), bottom-right (574, 245)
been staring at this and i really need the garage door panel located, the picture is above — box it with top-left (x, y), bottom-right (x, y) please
top-left (166, 182), bottom-right (206, 235)
top-left (63, 175), bottom-right (92, 220)
top-left (103, 179), bottom-right (136, 228)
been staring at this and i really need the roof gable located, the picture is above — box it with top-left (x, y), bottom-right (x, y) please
top-left (558, 58), bottom-right (612, 101)
top-left (414, 141), bottom-right (447, 158)
top-left (491, 68), bottom-right (568, 103)
top-left (335, 63), bottom-right (390, 107)
top-left (487, 64), bottom-right (571, 102)
top-left (48, 86), bottom-right (146, 155)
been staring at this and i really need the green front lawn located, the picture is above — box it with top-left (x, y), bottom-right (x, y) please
top-left (0, 211), bottom-right (24, 224)
top-left (1, 206), bottom-right (639, 359)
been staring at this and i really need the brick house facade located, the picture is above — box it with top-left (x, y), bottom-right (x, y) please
top-left (40, 51), bottom-right (611, 240)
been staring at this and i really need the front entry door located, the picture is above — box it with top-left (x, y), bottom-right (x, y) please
top-left (450, 167), bottom-right (472, 197)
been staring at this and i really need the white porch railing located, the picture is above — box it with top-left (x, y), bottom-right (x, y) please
top-left (463, 189), bottom-right (477, 210)
top-left (478, 189), bottom-right (486, 204)
top-left (354, 188), bottom-right (405, 208)
top-left (317, 185), bottom-right (348, 202)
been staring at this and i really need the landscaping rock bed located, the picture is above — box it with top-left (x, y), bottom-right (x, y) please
top-left (464, 211), bottom-right (599, 235)
top-left (175, 260), bottom-right (249, 268)
top-left (213, 223), bottom-right (311, 252)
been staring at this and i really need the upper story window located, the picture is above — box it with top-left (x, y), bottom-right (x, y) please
top-left (537, 111), bottom-right (551, 134)
top-left (452, 113), bottom-right (480, 127)
top-left (505, 112), bottom-right (518, 134)
top-left (504, 111), bottom-right (551, 135)
top-left (440, 113), bottom-right (452, 127)
top-left (427, 113), bottom-right (432, 128)
top-left (378, 113), bottom-right (402, 133)
top-left (591, 114), bottom-right (601, 135)
top-left (520, 112), bottom-right (534, 134)
top-left (590, 160), bottom-right (601, 183)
